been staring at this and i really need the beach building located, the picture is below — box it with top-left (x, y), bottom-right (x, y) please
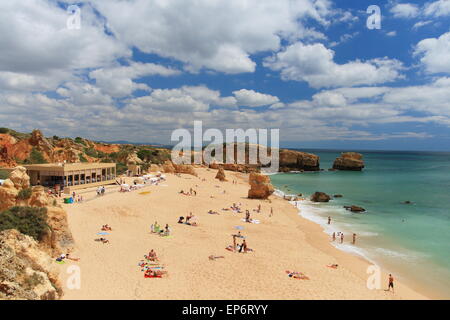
top-left (23, 162), bottom-right (117, 192)
top-left (126, 164), bottom-right (142, 177)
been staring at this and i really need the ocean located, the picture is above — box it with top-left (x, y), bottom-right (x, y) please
top-left (270, 150), bottom-right (450, 299)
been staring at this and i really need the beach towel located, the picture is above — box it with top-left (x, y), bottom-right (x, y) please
top-left (139, 191), bottom-right (151, 195)
top-left (234, 226), bottom-right (244, 230)
top-left (55, 260), bottom-right (66, 264)
top-left (97, 232), bottom-right (110, 235)
top-left (144, 274), bottom-right (162, 278)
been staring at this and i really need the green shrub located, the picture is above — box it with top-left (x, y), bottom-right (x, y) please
top-left (116, 162), bottom-right (128, 175)
top-left (17, 188), bottom-right (32, 200)
top-left (0, 206), bottom-right (49, 241)
top-left (0, 169), bottom-right (9, 179)
top-left (0, 127), bottom-right (9, 134)
top-left (74, 137), bottom-right (86, 145)
top-left (24, 147), bottom-right (47, 164)
top-left (79, 154), bottom-right (88, 163)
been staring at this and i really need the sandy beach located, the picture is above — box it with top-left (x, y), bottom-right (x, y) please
top-left (58, 168), bottom-right (427, 300)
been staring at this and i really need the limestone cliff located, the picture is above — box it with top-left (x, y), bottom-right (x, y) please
top-left (333, 152), bottom-right (365, 171)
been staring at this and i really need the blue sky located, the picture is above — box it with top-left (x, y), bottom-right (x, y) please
top-left (1, 0), bottom-right (449, 151)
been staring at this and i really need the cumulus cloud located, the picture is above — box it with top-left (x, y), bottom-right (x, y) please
top-left (232, 89), bottom-right (279, 107)
top-left (390, 3), bottom-right (420, 18)
top-left (89, 62), bottom-right (180, 98)
top-left (424, 0), bottom-right (450, 17)
top-left (264, 42), bottom-right (403, 88)
top-left (0, 1), bottom-right (130, 91)
top-left (90, 0), bottom-right (333, 74)
top-left (415, 32), bottom-right (450, 74)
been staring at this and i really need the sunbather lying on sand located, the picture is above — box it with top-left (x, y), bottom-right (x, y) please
top-left (144, 269), bottom-right (167, 278)
top-left (285, 270), bottom-right (309, 280)
top-left (94, 238), bottom-right (109, 244)
top-left (101, 224), bottom-right (112, 231)
top-left (208, 210), bottom-right (220, 215)
top-left (327, 264), bottom-right (339, 269)
top-left (208, 255), bottom-right (225, 261)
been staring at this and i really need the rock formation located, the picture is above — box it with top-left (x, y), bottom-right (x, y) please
top-left (344, 205), bottom-right (366, 213)
top-left (278, 150), bottom-right (320, 172)
top-left (173, 163), bottom-right (198, 177)
top-left (0, 168), bottom-right (73, 256)
top-left (215, 167), bottom-right (227, 181)
top-left (162, 160), bottom-right (176, 173)
top-left (148, 164), bottom-right (162, 172)
top-left (0, 229), bottom-right (61, 300)
top-left (310, 192), bottom-right (331, 202)
top-left (333, 152), bottom-right (364, 171)
top-left (248, 173), bottom-right (274, 199)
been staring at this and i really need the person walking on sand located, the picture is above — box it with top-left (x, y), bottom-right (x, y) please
top-left (352, 233), bottom-right (356, 245)
top-left (340, 233), bottom-right (344, 244)
top-left (328, 216), bottom-right (331, 225)
top-left (332, 232), bottom-right (336, 242)
top-left (388, 274), bottom-right (394, 293)
top-left (269, 207), bottom-right (273, 217)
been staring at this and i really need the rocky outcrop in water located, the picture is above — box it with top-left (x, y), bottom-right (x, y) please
top-left (248, 173), bottom-right (274, 199)
top-left (310, 192), bottom-right (331, 202)
top-left (333, 152), bottom-right (364, 171)
top-left (279, 150), bottom-right (320, 172)
top-left (344, 205), bottom-right (366, 213)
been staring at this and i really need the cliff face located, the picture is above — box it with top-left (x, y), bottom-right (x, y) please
top-left (0, 230), bottom-right (61, 300)
top-left (333, 152), bottom-right (364, 171)
top-left (0, 167), bottom-right (74, 256)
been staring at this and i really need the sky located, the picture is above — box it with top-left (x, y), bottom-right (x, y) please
top-left (0, 0), bottom-right (449, 151)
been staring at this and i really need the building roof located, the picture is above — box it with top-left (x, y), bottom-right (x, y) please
top-left (23, 162), bottom-right (116, 171)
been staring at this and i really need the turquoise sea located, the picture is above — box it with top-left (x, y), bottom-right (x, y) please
top-left (270, 150), bottom-right (450, 299)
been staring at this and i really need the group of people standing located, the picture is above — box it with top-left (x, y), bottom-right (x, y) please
top-left (328, 216), bottom-right (357, 245)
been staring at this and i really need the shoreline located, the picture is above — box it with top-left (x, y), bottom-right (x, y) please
top-left (272, 188), bottom-right (438, 300)
top-left (58, 168), bottom-right (427, 300)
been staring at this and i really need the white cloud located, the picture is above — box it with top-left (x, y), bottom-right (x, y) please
top-left (415, 32), bottom-right (450, 74)
top-left (412, 20), bottom-right (432, 30)
top-left (0, 1), bottom-right (130, 91)
top-left (89, 62), bottom-right (180, 98)
top-left (264, 42), bottom-right (403, 88)
top-left (390, 3), bottom-right (420, 18)
top-left (386, 31), bottom-right (397, 37)
top-left (232, 89), bottom-right (279, 107)
top-left (424, 0), bottom-right (450, 17)
top-left (91, 0), bottom-right (333, 74)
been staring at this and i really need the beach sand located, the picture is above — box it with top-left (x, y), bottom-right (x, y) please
top-left (58, 168), bottom-right (427, 300)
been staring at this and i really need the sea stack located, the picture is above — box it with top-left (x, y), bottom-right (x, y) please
top-left (333, 152), bottom-right (364, 171)
top-left (248, 172), bottom-right (274, 199)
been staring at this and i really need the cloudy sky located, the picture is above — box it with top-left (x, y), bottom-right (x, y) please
top-left (1, 0), bottom-right (450, 151)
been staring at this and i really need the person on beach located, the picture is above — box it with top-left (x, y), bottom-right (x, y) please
top-left (388, 274), bottom-right (395, 293)
top-left (178, 216), bottom-right (184, 224)
top-left (148, 249), bottom-right (158, 261)
top-left (270, 207), bottom-right (273, 217)
top-left (332, 232), bottom-right (336, 242)
top-left (352, 233), bottom-right (356, 245)
top-left (328, 216), bottom-right (331, 225)
top-left (245, 210), bottom-right (251, 223)
top-left (340, 233), bottom-right (344, 244)
top-left (239, 239), bottom-right (248, 253)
